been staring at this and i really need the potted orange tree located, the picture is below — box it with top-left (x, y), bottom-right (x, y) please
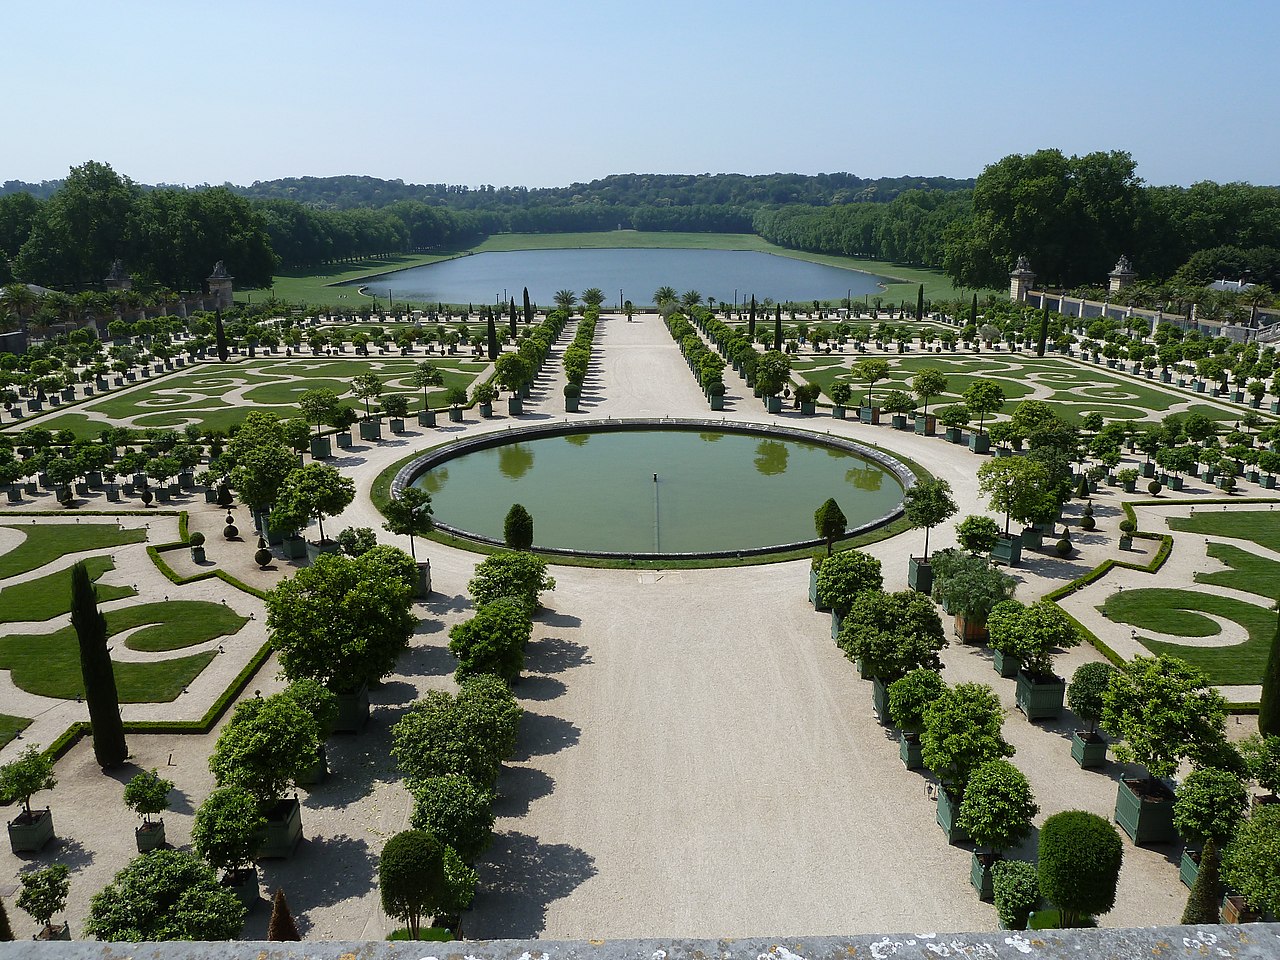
top-left (1067, 662), bottom-right (1116, 769)
top-left (957, 759), bottom-right (1038, 901)
top-left (124, 768), bottom-right (174, 852)
top-left (1, 745), bottom-right (57, 853)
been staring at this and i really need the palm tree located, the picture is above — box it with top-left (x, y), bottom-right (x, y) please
top-left (652, 286), bottom-right (677, 307)
top-left (553, 289), bottom-right (577, 312)
top-left (1243, 284), bottom-right (1274, 327)
top-left (680, 290), bottom-right (703, 312)
top-left (581, 288), bottom-right (605, 309)
top-left (0, 283), bottom-right (38, 324)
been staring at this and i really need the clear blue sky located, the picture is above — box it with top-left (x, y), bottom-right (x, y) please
top-left (6, 0), bottom-right (1277, 189)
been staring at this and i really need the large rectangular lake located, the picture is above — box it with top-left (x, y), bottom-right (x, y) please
top-left (349, 247), bottom-right (889, 306)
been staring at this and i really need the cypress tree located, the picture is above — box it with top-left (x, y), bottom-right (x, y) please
top-left (1181, 838), bottom-right (1222, 925)
top-left (0, 897), bottom-right (13, 941)
top-left (748, 294), bottom-right (757, 337)
top-left (72, 560), bottom-right (128, 768)
top-left (971, 293), bottom-right (979, 328)
top-left (774, 304), bottom-right (783, 351)
top-left (504, 504), bottom-right (534, 551)
top-left (214, 310), bottom-right (228, 363)
top-left (1036, 302), bottom-right (1050, 357)
top-left (509, 298), bottom-right (517, 339)
top-left (522, 287), bottom-right (532, 325)
top-left (1260, 607), bottom-right (1280, 737)
top-left (916, 284), bottom-right (924, 321)
top-left (268, 887), bottom-right (302, 941)
top-left (485, 309), bottom-right (498, 361)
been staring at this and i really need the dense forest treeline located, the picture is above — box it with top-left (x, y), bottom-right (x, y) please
top-left (2, 156), bottom-right (1279, 304)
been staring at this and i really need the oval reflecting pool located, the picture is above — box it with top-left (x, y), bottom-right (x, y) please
top-left (408, 425), bottom-right (907, 556)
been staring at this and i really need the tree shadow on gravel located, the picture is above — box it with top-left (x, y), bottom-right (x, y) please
top-left (466, 831), bottom-right (597, 938)
top-left (494, 766), bottom-right (556, 818)
top-left (514, 674), bottom-right (566, 702)
top-left (512, 713), bottom-right (581, 761)
top-left (427, 593), bottom-right (472, 616)
top-left (303, 722), bottom-right (400, 809)
top-left (247, 833), bottom-right (377, 937)
top-left (538, 609), bottom-right (581, 628)
top-left (526, 635), bottom-right (592, 674)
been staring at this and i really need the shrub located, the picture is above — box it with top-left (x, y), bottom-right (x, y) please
top-left (123, 769), bottom-right (173, 825)
top-left (993, 860), bottom-right (1041, 930)
top-left (468, 551), bottom-right (556, 615)
top-left (17, 864), bottom-right (69, 929)
top-left (192, 786), bottom-right (265, 876)
top-left (409, 774), bottom-right (496, 863)
top-left (1221, 804), bottom-right (1280, 917)
top-left (1081, 515), bottom-right (1096, 531)
top-left (189, 531), bottom-right (206, 547)
top-left (814, 549), bottom-right (883, 616)
top-left (84, 849), bottom-right (246, 941)
top-left (840, 589), bottom-right (946, 677)
top-left (1173, 767), bottom-right (1248, 846)
top-left (208, 692), bottom-right (321, 805)
top-left (1037, 810), bottom-right (1123, 927)
top-left (930, 551), bottom-right (1017, 622)
top-left (986, 599), bottom-right (1080, 677)
top-left (1118, 518), bottom-right (1136, 534)
top-left (1240, 734), bottom-right (1280, 796)
top-left (957, 759), bottom-right (1038, 854)
top-left (448, 598), bottom-right (532, 683)
top-left (335, 526), bottom-right (378, 557)
top-left (956, 514), bottom-right (1000, 555)
top-left (563, 382), bottom-right (580, 398)
top-left (1148, 480), bottom-right (1163, 495)
top-left (887, 669), bottom-right (948, 734)
top-left (921, 683), bottom-right (1014, 796)
top-left (392, 675), bottom-right (522, 790)
top-left (0, 745), bottom-right (56, 817)
top-left (1067, 662), bottom-right (1117, 734)
top-left (379, 830), bottom-right (449, 941)
top-left (503, 504), bottom-right (534, 552)
top-left (1055, 538), bottom-right (1072, 557)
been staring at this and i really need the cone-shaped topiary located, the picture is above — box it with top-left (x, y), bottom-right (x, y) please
top-left (267, 887), bottom-right (301, 941)
top-left (72, 560), bottom-right (128, 768)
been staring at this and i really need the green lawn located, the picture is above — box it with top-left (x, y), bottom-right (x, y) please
top-left (25, 356), bottom-right (488, 439)
top-left (1168, 511), bottom-right (1280, 554)
top-left (0, 524), bottom-right (148, 579)
top-left (0, 714), bottom-right (30, 749)
top-left (0, 596), bottom-right (243, 700)
top-left (1101, 588), bottom-right (1275, 685)
top-left (1194, 542), bottom-right (1280, 599)
top-left (0, 555), bottom-right (135, 622)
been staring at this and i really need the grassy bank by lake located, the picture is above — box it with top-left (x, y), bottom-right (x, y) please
top-left (253, 232), bottom-right (985, 308)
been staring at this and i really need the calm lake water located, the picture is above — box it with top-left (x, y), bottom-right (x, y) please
top-left (412, 429), bottom-right (902, 555)
top-left (352, 248), bottom-right (889, 306)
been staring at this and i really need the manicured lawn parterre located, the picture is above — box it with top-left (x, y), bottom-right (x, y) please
top-left (792, 355), bottom-right (1257, 426)
top-left (29, 356), bottom-right (489, 440)
top-left (0, 554), bottom-right (135, 622)
top-left (0, 524), bottom-right (147, 579)
top-left (1096, 510), bottom-right (1280, 685)
top-left (0, 713), bottom-right (30, 749)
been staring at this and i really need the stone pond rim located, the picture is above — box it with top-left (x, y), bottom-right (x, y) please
top-left (389, 417), bottom-right (916, 562)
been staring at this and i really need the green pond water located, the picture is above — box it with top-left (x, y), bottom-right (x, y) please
top-left (412, 429), bottom-right (903, 554)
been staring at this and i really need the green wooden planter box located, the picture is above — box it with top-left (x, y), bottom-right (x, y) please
top-left (224, 867), bottom-right (259, 910)
top-left (832, 405), bottom-right (846, 419)
top-left (1179, 848), bottom-right (1201, 889)
top-left (8, 808), bottom-right (55, 853)
top-left (899, 732), bottom-right (923, 770)
top-left (945, 427), bottom-right (964, 443)
top-left (915, 414), bottom-right (936, 435)
top-left (830, 610), bottom-right (843, 642)
top-left (993, 648), bottom-right (1021, 678)
top-left (136, 819), bottom-right (166, 852)
top-left (800, 401), bottom-right (816, 415)
top-left (448, 407), bottom-right (464, 422)
top-left (336, 430), bottom-right (353, 448)
top-left (766, 396), bottom-right (782, 413)
top-left (358, 420), bottom-right (382, 441)
top-left (859, 406), bottom-right (880, 424)
top-left (891, 414), bottom-right (908, 430)
top-left (479, 402), bottom-right (493, 417)
top-left (1015, 671), bottom-right (1065, 721)
top-left (256, 797), bottom-right (303, 860)
top-left (296, 743), bottom-right (328, 787)
top-left (1114, 778), bottom-right (1177, 845)
top-left (507, 397), bottom-right (524, 416)
top-left (309, 436), bottom-right (331, 460)
top-left (418, 409), bottom-right (437, 427)
top-left (969, 433), bottom-right (990, 454)
top-left (871, 675), bottom-right (891, 724)
top-left (991, 534), bottom-right (1022, 567)
top-left (971, 853), bottom-right (999, 902)
top-left (937, 789), bottom-right (970, 844)
top-left (809, 563), bottom-right (829, 611)
top-left (565, 396), bottom-right (580, 412)
top-left (334, 684), bottom-right (370, 733)
top-left (1071, 731), bottom-right (1108, 769)
top-left (907, 556), bottom-right (933, 594)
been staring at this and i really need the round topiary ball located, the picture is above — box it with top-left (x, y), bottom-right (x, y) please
top-left (1056, 538), bottom-right (1073, 557)
top-left (1081, 515), bottom-right (1097, 531)
top-left (1148, 480), bottom-right (1163, 495)
top-left (189, 531), bottom-right (206, 547)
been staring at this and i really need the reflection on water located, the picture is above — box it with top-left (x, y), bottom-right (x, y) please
top-left (498, 443), bottom-right (534, 479)
top-left (846, 464), bottom-right (884, 491)
top-left (414, 429), bottom-right (902, 553)
top-left (754, 440), bottom-right (789, 476)
top-left (416, 466), bottom-right (449, 493)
